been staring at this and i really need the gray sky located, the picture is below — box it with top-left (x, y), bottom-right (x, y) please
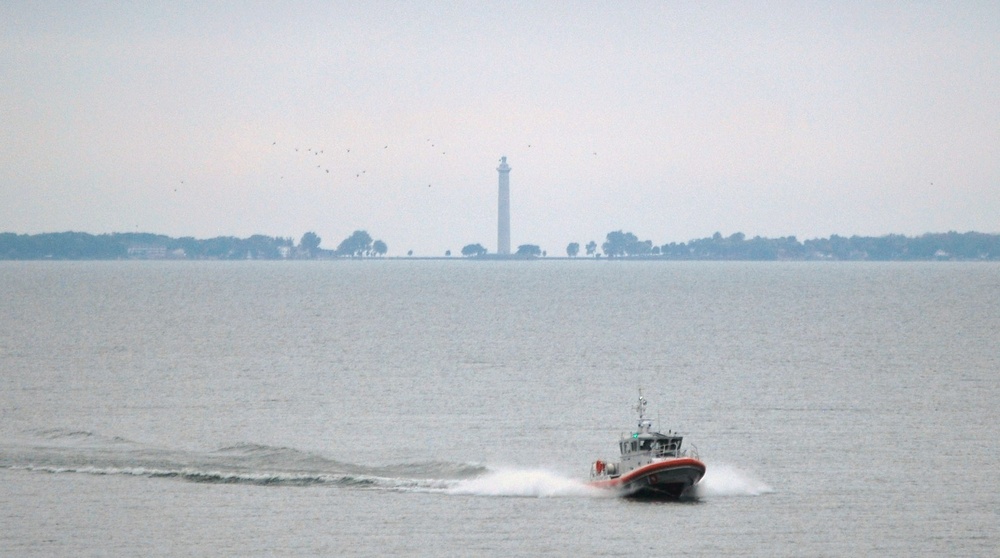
top-left (2, 1), bottom-right (998, 255)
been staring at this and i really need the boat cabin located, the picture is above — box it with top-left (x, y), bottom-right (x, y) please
top-left (620, 433), bottom-right (684, 458)
top-left (590, 391), bottom-right (696, 481)
top-left (615, 414), bottom-right (687, 471)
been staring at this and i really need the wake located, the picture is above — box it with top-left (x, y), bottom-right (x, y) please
top-left (444, 468), bottom-right (606, 498)
top-left (694, 463), bottom-right (773, 497)
top-left (440, 463), bottom-right (772, 499)
top-left (3, 430), bottom-right (770, 499)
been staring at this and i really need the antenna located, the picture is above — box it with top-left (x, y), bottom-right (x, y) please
top-left (634, 388), bottom-right (647, 420)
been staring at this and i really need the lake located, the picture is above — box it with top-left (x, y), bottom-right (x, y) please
top-left (1, 261), bottom-right (998, 556)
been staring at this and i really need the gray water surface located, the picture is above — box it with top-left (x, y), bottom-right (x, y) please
top-left (2, 261), bottom-right (997, 556)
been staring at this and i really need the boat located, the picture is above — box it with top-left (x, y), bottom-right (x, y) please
top-left (588, 391), bottom-right (706, 499)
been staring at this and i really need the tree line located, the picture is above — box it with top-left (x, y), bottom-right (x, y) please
top-left (0, 231), bottom-right (387, 260)
top-left (587, 230), bottom-right (1000, 260)
top-left (459, 230), bottom-right (1000, 261)
top-left (3, 229), bottom-right (999, 261)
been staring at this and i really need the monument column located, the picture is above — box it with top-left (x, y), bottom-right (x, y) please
top-left (497, 156), bottom-right (511, 255)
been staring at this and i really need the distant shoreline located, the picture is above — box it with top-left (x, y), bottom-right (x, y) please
top-left (2, 230), bottom-right (999, 261)
top-left (4, 257), bottom-right (997, 263)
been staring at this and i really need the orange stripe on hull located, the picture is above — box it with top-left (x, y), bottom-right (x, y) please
top-left (590, 458), bottom-right (706, 499)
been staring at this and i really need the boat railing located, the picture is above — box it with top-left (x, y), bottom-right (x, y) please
top-left (652, 447), bottom-right (677, 458)
top-left (651, 445), bottom-right (698, 460)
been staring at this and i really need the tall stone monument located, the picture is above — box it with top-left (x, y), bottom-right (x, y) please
top-left (497, 156), bottom-right (511, 255)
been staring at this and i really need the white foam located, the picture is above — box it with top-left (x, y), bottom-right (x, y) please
top-left (446, 468), bottom-right (606, 498)
top-left (695, 463), bottom-right (773, 497)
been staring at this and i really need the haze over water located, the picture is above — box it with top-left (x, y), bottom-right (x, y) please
top-left (1, 261), bottom-right (998, 556)
top-left (4, 4), bottom-right (999, 252)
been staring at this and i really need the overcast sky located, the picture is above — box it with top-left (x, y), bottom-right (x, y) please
top-left (2, 1), bottom-right (998, 255)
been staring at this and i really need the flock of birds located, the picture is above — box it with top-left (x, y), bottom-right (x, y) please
top-left (266, 137), bottom-right (463, 188)
top-left (175, 137), bottom-right (600, 192)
